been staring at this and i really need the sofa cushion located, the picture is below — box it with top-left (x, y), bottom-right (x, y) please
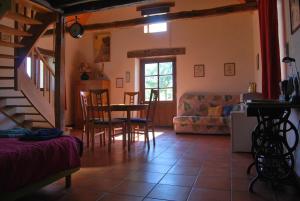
top-left (173, 116), bottom-right (229, 126)
top-left (208, 106), bottom-right (223, 116)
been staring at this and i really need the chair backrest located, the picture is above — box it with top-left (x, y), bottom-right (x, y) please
top-left (146, 89), bottom-right (159, 122)
top-left (90, 89), bottom-right (111, 122)
top-left (124, 92), bottom-right (140, 105)
top-left (80, 91), bottom-right (91, 123)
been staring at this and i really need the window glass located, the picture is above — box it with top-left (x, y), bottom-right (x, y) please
top-left (159, 88), bottom-right (173, 101)
top-left (159, 75), bottom-right (173, 88)
top-left (144, 22), bottom-right (167, 33)
top-left (145, 63), bottom-right (158, 76)
top-left (145, 76), bottom-right (158, 88)
top-left (159, 62), bottom-right (172, 75)
top-left (26, 57), bottom-right (31, 78)
top-left (40, 60), bottom-right (44, 88)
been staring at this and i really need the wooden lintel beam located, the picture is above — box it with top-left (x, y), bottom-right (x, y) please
top-left (127, 47), bottom-right (186, 58)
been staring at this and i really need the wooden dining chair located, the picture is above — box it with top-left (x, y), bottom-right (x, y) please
top-left (90, 89), bottom-right (125, 151)
top-left (80, 91), bottom-right (105, 148)
top-left (130, 89), bottom-right (159, 148)
top-left (113, 91), bottom-right (140, 141)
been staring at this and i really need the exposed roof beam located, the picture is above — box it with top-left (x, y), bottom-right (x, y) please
top-left (63, 0), bottom-right (151, 16)
top-left (83, 2), bottom-right (257, 31)
top-left (44, 2), bottom-right (257, 36)
top-left (30, 0), bottom-right (63, 13)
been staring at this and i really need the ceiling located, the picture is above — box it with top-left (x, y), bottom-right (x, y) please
top-left (38, 0), bottom-right (149, 15)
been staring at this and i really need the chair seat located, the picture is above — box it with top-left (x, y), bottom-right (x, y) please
top-left (130, 118), bottom-right (149, 124)
top-left (90, 118), bottom-right (125, 125)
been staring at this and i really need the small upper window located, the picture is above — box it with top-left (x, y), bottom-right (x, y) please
top-left (144, 22), bottom-right (167, 33)
top-left (138, 2), bottom-right (174, 34)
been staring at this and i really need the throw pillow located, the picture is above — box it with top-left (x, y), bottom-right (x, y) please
top-left (208, 106), bottom-right (222, 116)
top-left (222, 105), bottom-right (234, 116)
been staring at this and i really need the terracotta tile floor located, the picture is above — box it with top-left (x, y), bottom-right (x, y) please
top-left (17, 128), bottom-right (300, 201)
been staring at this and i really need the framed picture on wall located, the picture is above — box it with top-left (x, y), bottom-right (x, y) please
top-left (116, 78), bottom-right (123, 88)
top-left (290, 0), bottom-right (300, 34)
top-left (224, 63), bottom-right (235, 76)
top-left (194, 64), bottom-right (205, 77)
top-left (94, 32), bottom-right (111, 63)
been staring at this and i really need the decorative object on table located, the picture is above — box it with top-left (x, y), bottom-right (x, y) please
top-left (0, 33), bottom-right (11, 42)
top-left (248, 82), bottom-right (257, 93)
top-left (289, 0), bottom-right (300, 34)
top-left (116, 78), bottom-right (123, 88)
top-left (69, 16), bottom-right (84, 39)
top-left (194, 64), bottom-right (205, 77)
top-left (94, 63), bottom-right (105, 79)
top-left (125, 71), bottom-right (130, 83)
top-left (224, 63), bottom-right (235, 76)
top-left (79, 62), bottom-right (91, 80)
top-left (282, 56), bottom-right (300, 103)
top-left (94, 32), bottom-right (111, 63)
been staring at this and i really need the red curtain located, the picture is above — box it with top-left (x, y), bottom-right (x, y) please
top-left (258, 0), bottom-right (281, 99)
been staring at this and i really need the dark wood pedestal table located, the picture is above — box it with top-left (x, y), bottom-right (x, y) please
top-left (246, 100), bottom-right (300, 192)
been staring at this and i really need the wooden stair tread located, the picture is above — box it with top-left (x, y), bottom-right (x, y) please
top-left (0, 96), bottom-right (24, 99)
top-left (0, 77), bottom-right (14, 80)
top-left (0, 54), bottom-right (16, 59)
top-left (0, 66), bottom-right (14, 69)
top-left (16, 113), bottom-right (40, 115)
top-left (0, 40), bottom-right (24, 48)
top-left (24, 119), bottom-right (47, 123)
top-left (5, 11), bottom-right (42, 25)
top-left (0, 24), bottom-right (32, 36)
top-left (4, 105), bottom-right (33, 108)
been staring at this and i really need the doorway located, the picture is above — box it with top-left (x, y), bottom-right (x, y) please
top-left (140, 57), bottom-right (177, 127)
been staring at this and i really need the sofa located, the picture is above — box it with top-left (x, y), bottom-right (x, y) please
top-left (173, 93), bottom-right (240, 134)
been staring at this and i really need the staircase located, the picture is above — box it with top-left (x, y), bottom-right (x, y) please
top-left (0, 0), bottom-right (56, 129)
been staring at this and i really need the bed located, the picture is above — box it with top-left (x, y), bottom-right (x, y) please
top-left (0, 135), bottom-right (82, 201)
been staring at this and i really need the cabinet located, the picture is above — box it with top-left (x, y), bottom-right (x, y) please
top-left (74, 80), bottom-right (110, 129)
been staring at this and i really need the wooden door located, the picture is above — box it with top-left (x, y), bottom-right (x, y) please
top-left (140, 57), bottom-right (176, 127)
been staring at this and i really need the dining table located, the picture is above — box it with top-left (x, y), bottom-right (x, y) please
top-left (87, 103), bottom-right (148, 151)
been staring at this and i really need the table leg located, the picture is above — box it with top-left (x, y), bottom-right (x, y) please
top-left (127, 110), bottom-right (131, 151)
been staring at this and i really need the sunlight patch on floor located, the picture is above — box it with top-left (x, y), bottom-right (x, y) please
top-left (113, 131), bottom-right (165, 142)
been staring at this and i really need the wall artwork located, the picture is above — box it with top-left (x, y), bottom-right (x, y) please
top-left (116, 78), bottom-right (123, 88)
top-left (290, 0), bottom-right (300, 34)
top-left (224, 63), bottom-right (235, 76)
top-left (194, 64), bottom-right (205, 77)
top-left (94, 32), bottom-right (111, 63)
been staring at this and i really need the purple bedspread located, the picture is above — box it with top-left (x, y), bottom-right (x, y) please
top-left (0, 136), bottom-right (81, 193)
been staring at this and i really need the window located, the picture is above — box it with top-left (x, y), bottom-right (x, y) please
top-left (144, 22), bottom-right (167, 33)
top-left (26, 57), bottom-right (31, 78)
top-left (143, 61), bottom-right (174, 101)
top-left (40, 60), bottom-right (44, 88)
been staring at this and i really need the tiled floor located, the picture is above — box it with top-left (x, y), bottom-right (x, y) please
top-left (17, 129), bottom-right (300, 201)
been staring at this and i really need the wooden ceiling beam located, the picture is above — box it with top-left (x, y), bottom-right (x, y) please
top-left (44, 2), bottom-right (257, 36)
top-left (62, 0), bottom-right (150, 16)
top-left (83, 2), bottom-right (257, 31)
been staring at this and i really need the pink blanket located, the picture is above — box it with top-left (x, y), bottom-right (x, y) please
top-left (0, 136), bottom-right (81, 192)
